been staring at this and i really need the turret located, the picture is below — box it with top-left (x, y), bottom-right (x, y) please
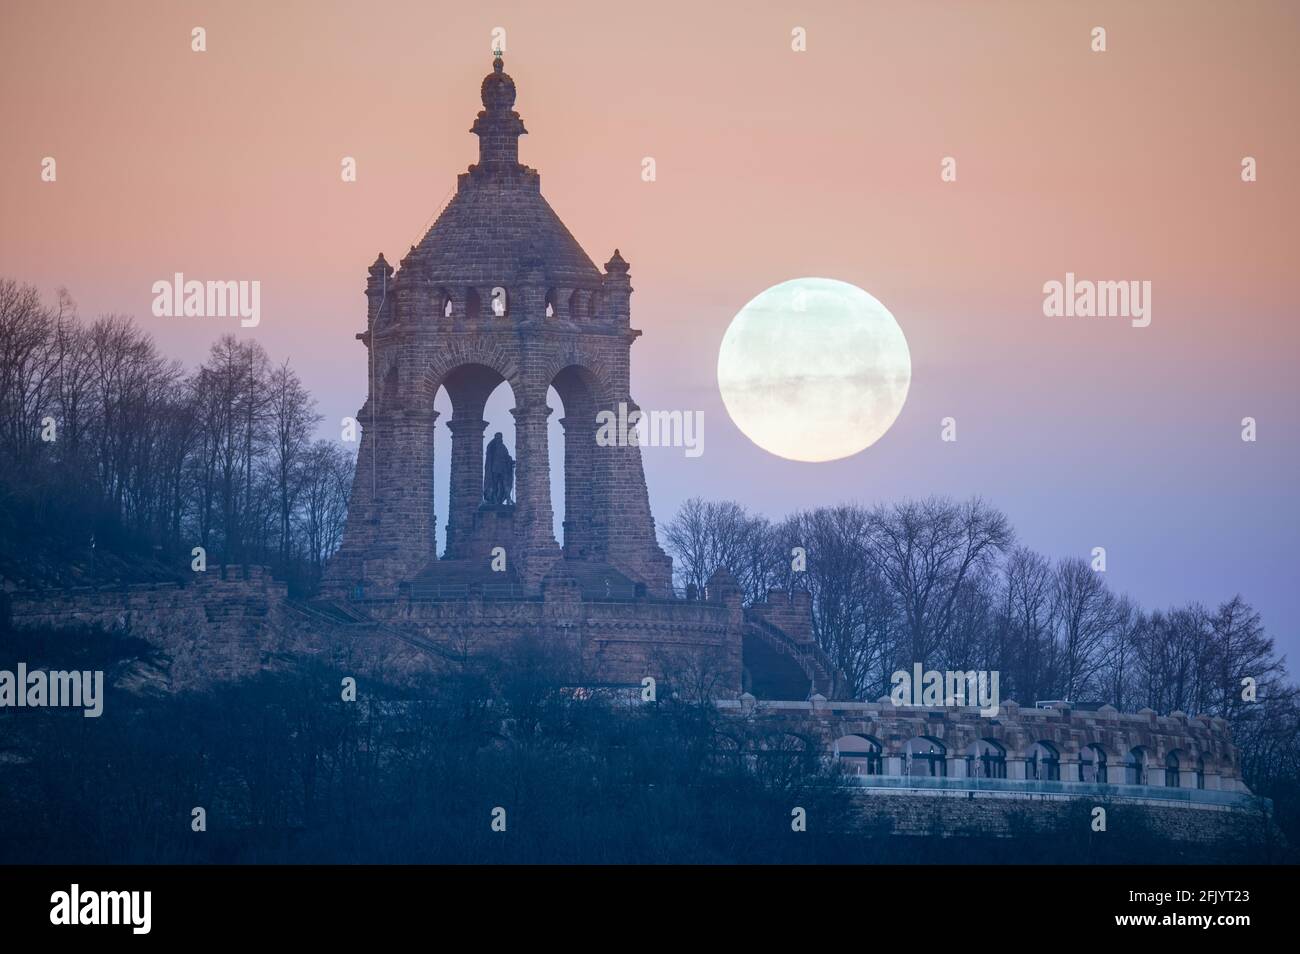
top-left (602, 249), bottom-right (632, 322)
top-left (365, 253), bottom-right (393, 326)
top-left (468, 55), bottom-right (529, 181)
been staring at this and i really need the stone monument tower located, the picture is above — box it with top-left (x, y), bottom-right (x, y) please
top-left (325, 55), bottom-right (673, 598)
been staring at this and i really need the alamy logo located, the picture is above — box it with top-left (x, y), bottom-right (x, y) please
top-left (891, 664), bottom-right (1000, 717)
top-left (596, 401), bottom-right (703, 458)
top-left (50, 884), bottom-right (151, 934)
top-left (0, 664), bottom-right (103, 717)
top-left (151, 272), bottom-right (261, 327)
top-left (1042, 272), bottom-right (1151, 327)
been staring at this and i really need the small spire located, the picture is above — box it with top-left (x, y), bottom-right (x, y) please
top-left (472, 54), bottom-right (525, 174)
top-left (604, 249), bottom-right (629, 273)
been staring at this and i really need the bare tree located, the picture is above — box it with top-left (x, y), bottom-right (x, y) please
top-left (776, 505), bottom-right (894, 699)
top-left (1051, 556), bottom-right (1118, 701)
top-left (661, 497), bottom-right (773, 602)
top-left (267, 360), bottom-right (321, 564)
top-left (867, 496), bottom-right (1013, 668)
top-left (998, 547), bottom-right (1055, 703)
top-left (0, 279), bottom-right (56, 464)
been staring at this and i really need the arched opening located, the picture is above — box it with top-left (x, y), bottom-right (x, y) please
top-left (432, 384), bottom-right (452, 556)
top-left (434, 363), bottom-right (516, 561)
top-left (466, 288), bottom-right (482, 320)
top-left (490, 286), bottom-right (508, 318)
top-left (568, 288), bottom-right (586, 321)
top-left (1079, 744), bottom-right (1108, 784)
top-left (437, 287), bottom-right (453, 319)
top-left (966, 739), bottom-right (1007, 779)
top-left (904, 736), bottom-right (947, 778)
top-left (481, 379), bottom-right (517, 502)
top-left (549, 364), bottom-right (602, 559)
top-left (833, 735), bottom-right (883, 776)
top-left (1196, 754), bottom-right (1207, 790)
top-left (544, 288), bottom-right (556, 319)
top-left (1026, 741), bottom-right (1060, 781)
top-left (546, 384), bottom-right (564, 542)
top-left (1165, 750), bottom-right (1184, 788)
top-left (1125, 747), bottom-right (1149, 786)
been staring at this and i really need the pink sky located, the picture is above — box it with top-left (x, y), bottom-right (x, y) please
top-left (2, 1), bottom-right (1297, 657)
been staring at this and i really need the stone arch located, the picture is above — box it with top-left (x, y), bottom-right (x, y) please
top-left (966, 738), bottom-right (1007, 779)
top-left (425, 358), bottom-right (522, 560)
top-left (539, 350), bottom-right (615, 403)
top-left (436, 287), bottom-right (453, 318)
top-left (1079, 742), bottom-right (1109, 783)
top-left (1165, 748), bottom-right (1188, 788)
top-left (544, 287), bottom-right (557, 318)
top-left (1026, 740), bottom-right (1060, 781)
top-left (421, 343), bottom-right (523, 402)
top-left (903, 736), bottom-right (947, 778)
top-left (1125, 745), bottom-right (1152, 786)
top-left (833, 734), bottom-right (883, 776)
top-left (549, 362), bottom-right (612, 558)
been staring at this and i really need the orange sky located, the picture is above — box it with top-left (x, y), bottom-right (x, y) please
top-left (2, 1), bottom-right (1298, 651)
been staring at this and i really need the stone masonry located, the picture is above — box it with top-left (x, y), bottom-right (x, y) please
top-left (323, 55), bottom-right (671, 598)
top-left (3, 58), bottom-right (1261, 842)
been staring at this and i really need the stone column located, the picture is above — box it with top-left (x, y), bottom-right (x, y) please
top-left (326, 406), bottom-right (438, 595)
top-left (445, 417), bottom-right (487, 559)
top-left (596, 397), bottom-right (673, 594)
top-left (1062, 759), bottom-right (1081, 783)
top-left (511, 401), bottom-right (560, 585)
top-left (322, 399), bottom-right (377, 594)
top-left (559, 414), bottom-right (597, 558)
top-left (386, 408), bottom-right (439, 573)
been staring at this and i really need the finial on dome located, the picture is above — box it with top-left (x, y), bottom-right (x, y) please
top-left (472, 54), bottom-right (525, 174)
top-left (604, 249), bottom-right (629, 273)
top-left (480, 52), bottom-right (517, 112)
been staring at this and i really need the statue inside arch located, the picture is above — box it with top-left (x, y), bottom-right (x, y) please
top-left (482, 432), bottom-right (515, 506)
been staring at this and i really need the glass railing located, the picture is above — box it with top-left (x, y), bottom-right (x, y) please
top-left (844, 774), bottom-right (1264, 809)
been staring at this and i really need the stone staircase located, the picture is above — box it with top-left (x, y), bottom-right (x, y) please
top-left (743, 614), bottom-right (839, 698)
top-left (285, 598), bottom-right (461, 663)
top-left (404, 557), bottom-right (638, 600)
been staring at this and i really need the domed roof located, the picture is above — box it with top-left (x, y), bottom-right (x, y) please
top-left (399, 56), bottom-right (603, 290)
top-left (406, 184), bottom-right (601, 288)
top-left (480, 55), bottom-right (516, 111)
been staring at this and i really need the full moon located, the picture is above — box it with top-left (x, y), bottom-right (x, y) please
top-left (717, 278), bottom-right (911, 463)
